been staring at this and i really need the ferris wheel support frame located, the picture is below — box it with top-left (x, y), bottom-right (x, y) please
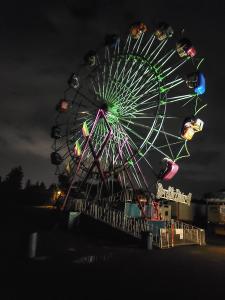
top-left (61, 108), bottom-right (151, 211)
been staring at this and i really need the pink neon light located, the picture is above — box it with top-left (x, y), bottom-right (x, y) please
top-left (162, 161), bottom-right (179, 181)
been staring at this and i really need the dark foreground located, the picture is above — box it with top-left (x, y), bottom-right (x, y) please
top-left (1, 206), bottom-right (225, 300)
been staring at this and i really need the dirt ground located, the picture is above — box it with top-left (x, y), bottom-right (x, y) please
top-left (1, 206), bottom-right (225, 300)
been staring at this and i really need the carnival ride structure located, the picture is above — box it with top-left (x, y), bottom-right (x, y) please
top-left (50, 21), bottom-right (206, 221)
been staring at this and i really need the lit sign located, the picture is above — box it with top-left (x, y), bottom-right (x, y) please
top-left (156, 183), bottom-right (192, 206)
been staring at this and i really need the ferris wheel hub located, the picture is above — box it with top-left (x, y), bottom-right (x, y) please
top-left (98, 102), bottom-right (120, 125)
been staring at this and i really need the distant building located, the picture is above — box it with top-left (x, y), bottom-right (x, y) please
top-left (205, 190), bottom-right (225, 225)
top-left (169, 190), bottom-right (225, 227)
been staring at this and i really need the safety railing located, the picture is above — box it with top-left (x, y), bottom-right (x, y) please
top-left (74, 199), bottom-right (148, 238)
top-left (159, 220), bottom-right (206, 248)
top-left (74, 199), bottom-right (205, 248)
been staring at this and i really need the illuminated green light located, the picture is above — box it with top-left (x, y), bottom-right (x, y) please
top-left (106, 102), bottom-right (120, 124)
top-left (128, 159), bottom-right (134, 166)
top-left (160, 87), bottom-right (167, 93)
top-left (157, 75), bottom-right (163, 82)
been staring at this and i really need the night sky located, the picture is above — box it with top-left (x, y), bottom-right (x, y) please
top-left (1, 0), bottom-right (224, 198)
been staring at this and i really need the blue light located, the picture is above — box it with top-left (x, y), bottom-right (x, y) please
top-left (194, 72), bottom-right (206, 95)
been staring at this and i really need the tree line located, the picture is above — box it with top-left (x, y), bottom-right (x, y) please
top-left (0, 166), bottom-right (57, 207)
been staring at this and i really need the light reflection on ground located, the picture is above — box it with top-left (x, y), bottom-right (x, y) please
top-left (73, 253), bottom-right (113, 264)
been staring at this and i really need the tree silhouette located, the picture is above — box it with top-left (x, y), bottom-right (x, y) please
top-left (2, 166), bottom-right (24, 191)
top-left (0, 166), bottom-right (54, 206)
top-left (39, 181), bottom-right (46, 191)
top-left (25, 179), bottom-right (32, 190)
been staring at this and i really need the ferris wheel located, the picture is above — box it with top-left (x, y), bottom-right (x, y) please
top-left (50, 21), bottom-right (206, 207)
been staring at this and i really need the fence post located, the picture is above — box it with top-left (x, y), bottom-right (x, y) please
top-left (171, 219), bottom-right (175, 247)
top-left (159, 229), bottom-right (162, 248)
top-left (28, 232), bottom-right (38, 259)
top-left (68, 211), bottom-right (80, 230)
top-left (147, 232), bottom-right (153, 250)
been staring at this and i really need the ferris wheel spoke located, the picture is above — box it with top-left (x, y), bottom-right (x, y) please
top-left (165, 94), bottom-right (195, 104)
top-left (162, 127), bottom-right (175, 160)
top-left (120, 117), bottom-right (152, 131)
top-left (123, 90), bottom-right (159, 113)
top-left (162, 76), bottom-right (184, 88)
top-left (96, 71), bottom-right (103, 98)
top-left (106, 56), bottom-right (126, 96)
top-left (76, 90), bottom-right (100, 109)
top-left (152, 140), bottom-right (184, 151)
top-left (114, 55), bottom-right (157, 99)
top-left (153, 128), bottom-right (183, 140)
top-left (125, 78), bottom-right (160, 105)
top-left (110, 75), bottom-right (144, 105)
top-left (105, 46), bottom-right (111, 64)
top-left (149, 39), bottom-right (168, 64)
top-left (118, 124), bottom-right (140, 152)
top-left (149, 143), bottom-right (170, 159)
top-left (135, 93), bottom-right (195, 112)
top-left (129, 76), bottom-right (158, 101)
top-left (118, 124), bottom-right (159, 176)
top-left (130, 33), bottom-right (144, 53)
top-left (121, 119), bottom-right (171, 158)
top-left (162, 57), bottom-right (189, 79)
top-left (159, 78), bottom-right (185, 93)
top-left (123, 35), bottom-right (132, 53)
top-left (103, 49), bottom-right (115, 100)
top-left (119, 142), bottom-right (142, 188)
top-left (181, 95), bottom-right (197, 107)
top-left (175, 141), bottom-right (190, 161)
top-left (155, 49), bottom-right (176, 70)
top-left (140, 34), bottom-right (155, 56)
top-left (117, 79), bottom-right (158, 111)
top-left (119, 67), bottom-right (154, 100)
top-left (121, 93), bottom-right (159, 115)
top-left (113, 38), bottom-right (120, 56)
top-left (101, 63), bottom-right (107, 100)
top-left (108, 52), bottom-right (153, 100)
top-left (127, 114), bottom-right (156, 119)
top-left (108, 68), bottom-right (147, 105)
top-left (130, 165), bottom-right (142, 188)
top-left (133, 32), bottom-right (145, 53)
top-left (76, 110), bottom-right (96, 120)
top-left (107, 57), bottom-right (140, 101)
top-left (120, 122), bottom-right (146, 143)
top-left (118, 59), bottom-right (153, 99)
top-left (105, 61), bottom-right (123, 101)
top-left (73, 101), bottom-right (95, 111)
top-left (103, 57), bottom-right (116, 102)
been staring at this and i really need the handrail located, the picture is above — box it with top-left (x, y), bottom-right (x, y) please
top-left (73, 199), bottom-right (205, 248)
